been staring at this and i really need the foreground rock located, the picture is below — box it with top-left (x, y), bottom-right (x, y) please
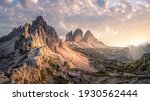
top-left (0, 71), bottom-right (10, 84)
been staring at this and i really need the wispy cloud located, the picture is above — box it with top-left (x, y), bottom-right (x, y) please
top-left (17, 0), bottom-right (39, 7)
top-left (0, 0), bottom-right (149, 46)
top-left (0, 0), bottom-right (13, 6)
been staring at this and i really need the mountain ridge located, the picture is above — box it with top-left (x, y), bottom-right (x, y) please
top-left (0, 16), bottom-right (96, 84)
top-left (66, 28), bottom-right (106, 48)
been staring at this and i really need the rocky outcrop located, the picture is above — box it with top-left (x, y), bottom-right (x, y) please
top-left (66, 31), bottom-right (73, 41)
top-left (82, 30), bottom-right (98, 43)
top-left (128, 43), bottom-right (150, 60)
top-left (65, 29), bottom-right (105, 48)
top-left (142, 53), bottom-right (150, 59)
top-left (66, 29), bottom-right (98, 43)
top-left (0, 71), bottom-right (10, 84)
top-left (125, 53), bottom-right (150, 75)
top-left (14, 16), bottom-right (61, 53)
top-left (0, 16), bottom-right (95, 84)
top-left (72, 28), bottom-right (83, 42)
top-left (0, 26), bottom-right (23, 43)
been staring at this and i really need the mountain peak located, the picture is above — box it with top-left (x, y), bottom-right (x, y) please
top-left (13, 16), bottom-right (61, 53)
top-left (82, 30), bottom-right (97, 43)
top-left (72, 28), bottom-right (83, 42)
top-left (65, 29), bottom-right (105, 48)
top-left (36, 16), bottom-right (44, 20)
top-left (31, 16), bottom-right (47, 30)
top-left (36, 16), bottom-right (44, 23)
top-left (0, 16), bottom-right (96, 84)
top-left (84, 30), bottom-right (93, 37)
top-left (66, 31), bottom-right (73, 41)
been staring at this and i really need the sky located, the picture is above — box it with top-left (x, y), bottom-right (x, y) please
top-left (0, 0), bottom-right (150, 47)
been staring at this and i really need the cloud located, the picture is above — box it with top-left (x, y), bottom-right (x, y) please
top-left (17, 0), bottom-right (39, 7)
top-left (145, 0), bottom-right (150, 3)
top-left (0, 0), bottom-right (13, 6)
top-left (0, 0), bottom-right (149, 46)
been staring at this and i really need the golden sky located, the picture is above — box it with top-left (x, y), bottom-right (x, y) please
top-left (0, 0), bottom-right (150, 47)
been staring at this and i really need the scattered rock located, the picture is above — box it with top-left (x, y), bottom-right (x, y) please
top-left (0, 71), bottom-right (10, 83)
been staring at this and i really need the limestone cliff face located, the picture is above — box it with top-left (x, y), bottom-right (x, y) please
top-left (82, 30), bottom-right (98, 43)
top-left (66, 29), bottom-right (84, 42)
top-left (65, 29), bottom-right (105, 48)
top-left (66, 31), bottom-right (73, 41)
top-left (72, 28), bottom-right (83, 42)
top-left (14, 16), bottom-right (61, 53)
top-left (0, 16), bottom-right (95, 84)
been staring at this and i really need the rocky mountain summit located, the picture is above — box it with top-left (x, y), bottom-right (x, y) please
top-left (82, 30), bottom-right (98, 43)
top-left (66, 29), bottom-right (133, 62)
top-left (0, 16), bottom-right (95, 84)
top-left (14, 18), bottom-right (61, 53)
top-left (66, 29), bottom-right (105, 48)
top-left (66, 28), bottom-right (83, 42)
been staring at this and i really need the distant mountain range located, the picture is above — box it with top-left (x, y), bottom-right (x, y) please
top-left (0, 16), bottom-right (150, 84)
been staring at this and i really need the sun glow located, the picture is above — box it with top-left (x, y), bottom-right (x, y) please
top-left (93, 30), bottom-right (150, 47)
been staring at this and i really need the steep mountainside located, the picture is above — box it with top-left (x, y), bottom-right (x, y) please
top-left (129, 43), bottom-right (150, 60)
top-left (64, 28), bottom-right (150, 84)
top-left (66, 29), bottom-right (133, 61)
top-left (0, 16), bottom-right (95, 84)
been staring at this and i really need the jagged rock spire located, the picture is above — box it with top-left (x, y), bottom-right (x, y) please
top-left (82, 30), bottom-right (98, 43)
top-left (36, 16), bottom-right (44, 22)
top-left (66, 31), bottom-right (73, 41)
top-left (31, 16), bottom-right (47, 31)
top-left (72, 28), bottom-right (83, 42)
top-left (14, 16), bottom-right (61, 52)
